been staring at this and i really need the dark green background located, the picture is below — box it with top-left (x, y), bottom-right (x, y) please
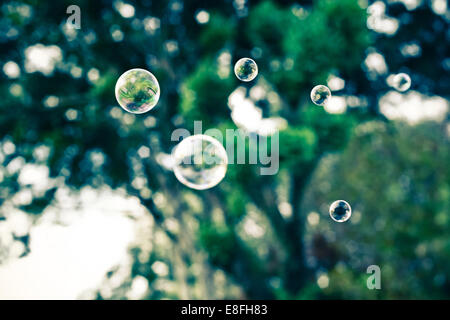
top-left (0, 0), bottom-right (449, 299)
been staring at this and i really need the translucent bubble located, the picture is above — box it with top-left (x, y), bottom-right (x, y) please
top-left (310, 85), bottom-right (331, 106)
top-left (234, 58), bottom-right (258, 82)
top-left (392, 73), bottom-right (411, 92)
top-left (115, 68), bottom-right (160, 114)
top-left (172, 135), bottom-right (228, 190)
top-left (329, 200), bottom-right (352, 223)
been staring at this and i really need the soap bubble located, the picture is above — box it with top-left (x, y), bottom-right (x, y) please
top-left (392, 73), bottom-right (411, 92)
top-left (310, 85), bottom-right (331, 106)
top-left (234, 58), bottom-right (258, 82)
top-left (172, 135), bottom-right (228, 190)
top-left (115, 68), bottom-right (160, 114)
top-left (329, 200), bottom-right (352, 222)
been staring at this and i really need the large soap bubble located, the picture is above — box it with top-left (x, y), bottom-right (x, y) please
top-left (329, 200), bottom-right (352, 222)
top-left (392, 73), bottom-right (411, 92)
top-left (234, 58), bottom-right (258, 82)
top-left (310, 85), bottom-right (331, 106)
top-left (172, 135), bottom-right (228, 190)
top-left (115, 68), bottom-right (160, 114)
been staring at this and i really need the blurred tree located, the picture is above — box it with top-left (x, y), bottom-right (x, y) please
top-left (0, 0), bottom-right (448, 299)
top-left (302, 121), bottom-right (450, 299)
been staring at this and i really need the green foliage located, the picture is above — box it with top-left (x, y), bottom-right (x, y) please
top-left (279, 126), bottom-right (317, 167)
top-left (303, 122), bottom-right (450, 299)
top-left (0, 0), bottom-right (447, 300)
top-left (247, 1), bottom-right (294, 55)
top-left (285, 0), bottom-right (370, 73)
top-left (200, 13), bottom-right (236, 54)
top-left (180, 59), bottom-right (234, 128)
top-left (225, 187), bottom-right (248, 222)
top-left (199, 222), bottom-right (237, 269)
top-left (248, 0), bottom-right (371, 105)
top-left (301, 106), bottom-right (357, 151)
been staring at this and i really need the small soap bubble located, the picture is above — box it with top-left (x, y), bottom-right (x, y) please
top-left (392, 73), bottom-right (411, 92)
top-left (234, 58), bottom-right (258, 82)
top-left (329, 200), bottom-right (352, 223)
top-left (172, 135), bottom-right (228, 190)
top-left (115, 68), bottom-right (160, 114)
top-left (310, 85), bottom-right (331, 106)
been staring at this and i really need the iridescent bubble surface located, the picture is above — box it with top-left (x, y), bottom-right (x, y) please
top-left (310, 85), bottom-right (331, 106)
top-left (172, 135), bottom-right (228, 190)
top-left (392, 73), bottom-right (411, 92)
top-left (115, 68), bottom-right (160, 114)
top-left (234, 58), bottom-right (258, 82)
top-left (329, 200), bottom-right (352, 223)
